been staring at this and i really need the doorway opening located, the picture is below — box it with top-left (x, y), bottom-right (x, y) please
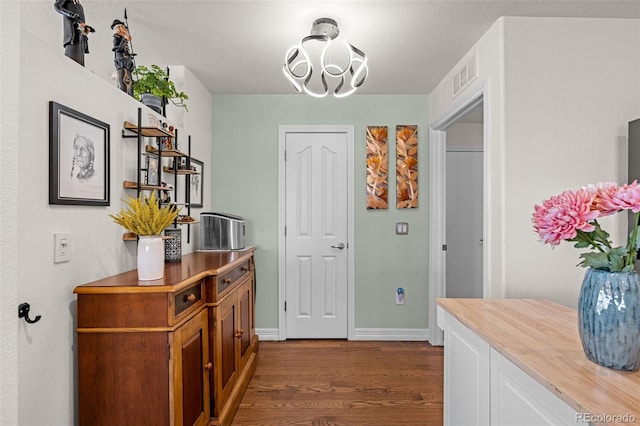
top-left (428, 86), bottom-right (486, 345)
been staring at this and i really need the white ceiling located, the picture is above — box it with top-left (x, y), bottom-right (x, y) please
top-left (22, 0), bottom-right (640, 95)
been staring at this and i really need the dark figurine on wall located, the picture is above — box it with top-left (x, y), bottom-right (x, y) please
top-left (111, 19), bottom-right (135, 96)
top-left (53, 0), bottom-right (94, 66)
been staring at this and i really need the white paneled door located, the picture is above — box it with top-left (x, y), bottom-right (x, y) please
top-left (446, 150), bottom-right (483, 298)
top-left (285, 131), bottom-right (349, 338)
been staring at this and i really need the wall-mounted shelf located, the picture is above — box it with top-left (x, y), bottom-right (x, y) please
top-left (122, 233), bottom-right (177, 241)
top-left (145, 145), bottom-right (187, 158)
top-left (177, 220), bottom-right (200, 225)
top-left (122, 180), bottom-right (174, 191)
top-left (123, 121), bottom-right (173, 138)
top-left (162, 166), bottom-right (199, 175)
top-left (121, 108), bottom-right (197, 243)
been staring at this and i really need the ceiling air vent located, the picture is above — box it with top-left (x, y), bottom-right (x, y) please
top-left (452, 53), bottom-right (478, 98)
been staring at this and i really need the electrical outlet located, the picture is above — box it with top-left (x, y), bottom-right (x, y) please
top-left (54, 232), bottom-right (70, 263)
top-left (396, 287), bottom-right (405, 305)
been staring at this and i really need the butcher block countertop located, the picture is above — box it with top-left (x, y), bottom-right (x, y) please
top-left (436, 298), bottom-right (640, 425)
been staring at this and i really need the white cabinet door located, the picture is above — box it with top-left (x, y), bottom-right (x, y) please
top-left (441, 307), bottom-right (490, 426)
top-left (490, 349), bottom-right (581, 425)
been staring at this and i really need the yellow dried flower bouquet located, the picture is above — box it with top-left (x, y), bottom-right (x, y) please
top-left (110, 191), bottom-right (179, 236)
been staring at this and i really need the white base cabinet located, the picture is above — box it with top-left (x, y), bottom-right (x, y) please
top-left (441, 307), bottom-right (490, 425)
top-left (490, 349), bottom-right (583, 426)
top-left (438, 306), bottom-right (586, 426)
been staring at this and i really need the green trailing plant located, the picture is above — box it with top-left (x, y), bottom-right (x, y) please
top-left (110, 191), bottom-right (180, 236)
top-left (133, 65), bottom-right (189, 111)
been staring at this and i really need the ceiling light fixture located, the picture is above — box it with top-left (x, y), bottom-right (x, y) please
top-left (283, 18), bottom-right (368, 98)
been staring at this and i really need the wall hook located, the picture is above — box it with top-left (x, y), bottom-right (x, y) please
top-left (18, 303), bottom-right (42, 324)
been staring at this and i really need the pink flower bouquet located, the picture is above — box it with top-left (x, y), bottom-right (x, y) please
top-left (532, 181), bottom-right (640, 272)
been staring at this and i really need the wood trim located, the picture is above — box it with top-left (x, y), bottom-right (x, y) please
top-left (74, 250), bottom-right (256, 295)
top-left (168, 331), bottom-right (177, 426)
top-left (77, 327), bottom-right (175, 333)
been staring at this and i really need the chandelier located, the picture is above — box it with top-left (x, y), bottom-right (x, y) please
top-left (283, 18), bottom-right (368, 98)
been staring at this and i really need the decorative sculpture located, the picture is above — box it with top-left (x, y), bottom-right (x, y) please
top-left (53, 0), bottom-right (94, 66)
top-left (111, 19), bottom-right (135, 96)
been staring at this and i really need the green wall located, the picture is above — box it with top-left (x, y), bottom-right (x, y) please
top-left (211, 95), bottom-right (430, 332)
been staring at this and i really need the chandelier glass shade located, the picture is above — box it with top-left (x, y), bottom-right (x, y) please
top-left (283, 18), bottom-right (368, 98)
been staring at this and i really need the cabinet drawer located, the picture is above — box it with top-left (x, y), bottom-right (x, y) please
top-left (174, 281), bottom-right (204, 318)
top-left (217, 260), bottom-right (252, 295)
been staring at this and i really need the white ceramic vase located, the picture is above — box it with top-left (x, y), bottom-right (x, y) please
top-left (137, 236), bottom-right (164, 281)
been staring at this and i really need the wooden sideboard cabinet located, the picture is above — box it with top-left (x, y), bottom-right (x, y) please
top-left (74, 250), bottom-right (258, 426)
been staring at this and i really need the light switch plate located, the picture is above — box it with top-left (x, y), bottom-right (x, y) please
top-left (54, 232), bottom-right (70, 263)
top-left (396, 222), bottom-right (409, 235)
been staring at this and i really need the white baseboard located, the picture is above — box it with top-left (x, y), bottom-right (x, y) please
top-left (354, 328), bottom-right (430, 341)
top-left (255, 328), bottom-right (430, 341)
top-left (256, 328), bottom-right (280, 341)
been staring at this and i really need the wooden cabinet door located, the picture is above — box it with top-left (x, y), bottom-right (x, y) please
top-left (214, 292), bottom-right (238, 416)
top-left (236, 276), bottom-right (254, 371)
top-left (78, 332), bottom-right (170, 426)
top-left (173, 310), bottom-right (210, 426)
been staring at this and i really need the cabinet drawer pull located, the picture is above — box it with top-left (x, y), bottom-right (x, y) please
top-left (235, 329), bottom-right (244, 338)
top-left (184, 294), bottom-right (196, 303)
top-left (241, 266), bottom-right (249, 272)
top-left (204, 362), bottom-right (213, 371)
top-left (223, 278), bottom-right (232, 284)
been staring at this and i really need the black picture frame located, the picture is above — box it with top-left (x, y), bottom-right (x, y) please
top-left (145, 154), bottom-right (159, 186)
top-left (189, 158), bottom-right (203, 208)
top-left (49, 101), bottom-right (110, 206)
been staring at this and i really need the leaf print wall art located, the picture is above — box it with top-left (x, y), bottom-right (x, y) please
top-left (366, 126), bottom-right (388, 209)
top-left (396, 125), bottom-right (418, 208)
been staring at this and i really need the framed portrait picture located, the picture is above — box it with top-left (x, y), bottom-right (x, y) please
top-left (49, 101), bottom-right (110, 206)
top-left (145, 154), bottom-right (159, 186)
top-left (189, 158), bottom-right (203, 208)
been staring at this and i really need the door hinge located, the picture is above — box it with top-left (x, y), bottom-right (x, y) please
top-left (284, 226), bottom-right (287, 236)
top-left (284, 301), bottom-right (287, 312)
top-left (442, 244), bottom-right (447, 251)
top-left (284, 150), bottom-right (287, 161)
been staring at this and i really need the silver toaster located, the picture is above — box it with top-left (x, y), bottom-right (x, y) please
top-left (200, 213), bottom-right (246, 250)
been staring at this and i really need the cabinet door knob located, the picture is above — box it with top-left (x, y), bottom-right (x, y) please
top-left (184, 294), bottom-right (196, 303)
top-left (204, 362), bottom-right (213, 371)
top-left (235, 329), bottom-right (244, 338)
top-left (241, 266), bottom-right (249, 272)
top-left (224, 278), bottom-right (232, 284)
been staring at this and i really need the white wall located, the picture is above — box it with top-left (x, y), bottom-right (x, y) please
top-left (430, 17), bottom-right (640, 308)
top-left (2, 26), bottom-right (211, 426)
top-left (1, 3), bottom-right (21, 426)
top-left (503, 17), bottom-right (639, 305)
top-left (168, 65), bottom-right (213, 248)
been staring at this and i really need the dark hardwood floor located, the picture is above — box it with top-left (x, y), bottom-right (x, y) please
top-left (232, 340), bottom-right (444, 425)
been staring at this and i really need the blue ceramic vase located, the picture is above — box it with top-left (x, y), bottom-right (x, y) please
top-left (578, 268), bottom-right (640, 371)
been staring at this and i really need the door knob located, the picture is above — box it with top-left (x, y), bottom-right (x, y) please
top-left (331, 243), bottom-right (346, 250)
